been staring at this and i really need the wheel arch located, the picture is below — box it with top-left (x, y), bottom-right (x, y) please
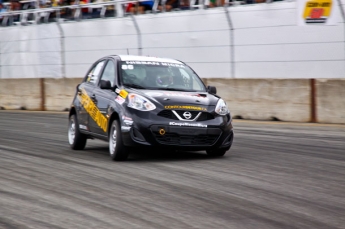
top-left (108, 112), bottom-right (120, 136)
top-left (69, 107), bottom-right (77, 118)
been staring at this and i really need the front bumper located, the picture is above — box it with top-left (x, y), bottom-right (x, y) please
top-left (121, 109), bottom-right (234, 151)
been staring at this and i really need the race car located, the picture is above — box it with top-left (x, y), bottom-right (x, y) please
top-left (68, 55), bottom-right (234, 161)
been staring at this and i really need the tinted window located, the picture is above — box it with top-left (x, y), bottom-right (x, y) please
top-left (85, 61), bottom-right (105, 85)
top-left (99, 60), bottom-right (116, 87)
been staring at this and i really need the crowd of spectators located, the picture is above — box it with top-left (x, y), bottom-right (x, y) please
top-left (0, 0), bottom-right (283, 25)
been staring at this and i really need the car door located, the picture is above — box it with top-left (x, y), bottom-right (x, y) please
top-left (89, 59), bottom-right (118, 136)
top-left (77, 60), bottom-right (106, 132)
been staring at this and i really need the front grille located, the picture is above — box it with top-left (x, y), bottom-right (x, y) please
top-left (157, 110), bottom-right (178, 120)
top-left (157, 110), bottom-right (214, 121)
top-left (197, 112), bottom-right (215, 121)
top-left (154, 133), bottom-right (219, 146)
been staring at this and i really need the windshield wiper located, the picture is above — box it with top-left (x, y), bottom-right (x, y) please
top-left (123, 83), bottom-right (146, 89)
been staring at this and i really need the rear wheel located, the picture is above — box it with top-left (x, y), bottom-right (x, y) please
top-left (109, 120), bottom-right (129, 161)
top-left (206, 149), bottom-right (227, 157)
top-left (68, 114), bottom-right (87, 150)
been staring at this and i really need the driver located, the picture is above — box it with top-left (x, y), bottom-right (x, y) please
top-left (156, 73), bottom-right (173, 87)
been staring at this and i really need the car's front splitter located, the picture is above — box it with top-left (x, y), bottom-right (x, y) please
top-left (121, 121), bottom-right (233, 151)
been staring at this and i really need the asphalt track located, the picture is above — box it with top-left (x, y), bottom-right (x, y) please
top-left (0, 111), bottom-right (344, 229)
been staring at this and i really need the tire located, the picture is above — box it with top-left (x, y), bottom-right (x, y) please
top-left (68, 114), bottom-right (87, 150)
top-left (206, 148), bottom-right (227, 157)
top-left (109, 120), bottom-right (129, 161)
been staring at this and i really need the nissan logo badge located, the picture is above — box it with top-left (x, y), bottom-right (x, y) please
top-left (183, 111), bottom-right (192, 119)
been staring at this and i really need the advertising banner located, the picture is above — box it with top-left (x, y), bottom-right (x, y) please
top-left (297, 0), bottom-right (339, 25)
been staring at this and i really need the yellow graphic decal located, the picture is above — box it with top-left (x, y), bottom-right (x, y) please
top-left (119, 90), bottom-right (128, 99)
top-left (303, 0), bottom-right (332, 24)
top-left (77, 88), bottom-right (108, 132)
top-left (164, 105), bottom-right (207, 111)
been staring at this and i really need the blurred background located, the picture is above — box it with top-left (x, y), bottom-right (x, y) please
top-left (0, 0), bottom-right (344, 124)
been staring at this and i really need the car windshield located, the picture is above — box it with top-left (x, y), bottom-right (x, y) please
top-left (120, 61), bottom-right (206, 92)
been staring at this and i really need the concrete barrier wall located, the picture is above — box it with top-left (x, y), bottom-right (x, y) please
top-left (44, 78), bottom-right (82, 111)
top-left (316, 79), bottom-right (345, 124)
top-left (205, 78), bottom-right (311, 122)
top-left (1, 78), bottom-right (344, 124)
top-left (0, 78), bottom-right (42, 110)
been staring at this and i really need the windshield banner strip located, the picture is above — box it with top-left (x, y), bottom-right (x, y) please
top-left (124, 61), bottom-right (185, 68)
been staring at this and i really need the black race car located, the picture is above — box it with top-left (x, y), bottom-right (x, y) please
top-left (68, 55), bottom-right (234, 161)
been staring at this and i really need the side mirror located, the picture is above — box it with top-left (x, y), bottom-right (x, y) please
top-left (100, 80), bottom-right (112, 90)
top-left (207, 85), bottom-right (217, 94)
top-left (76, 84), bottom-right (81, 94)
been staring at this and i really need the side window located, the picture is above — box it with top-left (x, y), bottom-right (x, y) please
top-left (178, 68), bottom-right (203, 90)
top-left (192, 77), bottom-right (203, 91)
top-left (86, 61), bottom-right (105, 85)
top-left (99, 61), bottom-right (116, 87)
top-left (179, 69), bottom-right (191, 88)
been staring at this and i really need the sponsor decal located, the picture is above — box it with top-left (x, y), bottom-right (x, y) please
top-left (115, 96), bottom-right (125, 105)
top-left (77, 88), bottom-right (108, 132)
top-left (79, 124), bottom-right (88, 130)
top-left (303, 0), bottom-right (332, 24)
top-left (122, 115), bottom-right (133, 125)
top-left (126, 61), bottom-right (160, 65)
top-left (119, 90), bottom-right (128, 99)
top-left (124, 120), bottom-right (133, 126)
top-left (121, 126), bottom-right (131, 131)
top-left (165, 105), bottom-right (207, 111)
top-left (122, 65), bottom-right (134, 70)
top-left (122, 115), bottom-right (132, 121)
top-left (297, 0), bottom-right (337, 25)
top-left (169, 122), bottom-right (207, 128)
top-left (161, 63), bottom-right (185, 68)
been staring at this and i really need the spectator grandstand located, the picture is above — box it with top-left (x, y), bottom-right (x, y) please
top-left (0, 0), bottom-right (285, 26)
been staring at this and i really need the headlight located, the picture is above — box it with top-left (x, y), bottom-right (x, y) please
top-left (127, 93), bottom-right (156, 111)
top-left (215, 99), bottom-right (229, 115)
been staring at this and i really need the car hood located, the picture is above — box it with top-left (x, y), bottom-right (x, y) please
top-left (125, 89), bottom-right (219, 107)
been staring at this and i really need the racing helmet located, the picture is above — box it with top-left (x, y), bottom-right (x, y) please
top-left (155, 69), bottom-right (173, 86)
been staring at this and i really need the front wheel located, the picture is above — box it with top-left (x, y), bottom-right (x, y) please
top-left (109, 120), bottom-right (129, 161)
top-left (68, 114), bottom-right (87, 150)
top-left (206, 149), bottom-right (227, 157)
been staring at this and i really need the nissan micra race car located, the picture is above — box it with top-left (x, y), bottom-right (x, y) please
top-left (68, 55), bottom-right (234, 161)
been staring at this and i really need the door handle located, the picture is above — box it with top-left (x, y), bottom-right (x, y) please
top-left (91, 94), bottom-right (97, 104)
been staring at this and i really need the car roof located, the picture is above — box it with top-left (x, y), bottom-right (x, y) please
top-left (116, 55), bottom-right (183, 64)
